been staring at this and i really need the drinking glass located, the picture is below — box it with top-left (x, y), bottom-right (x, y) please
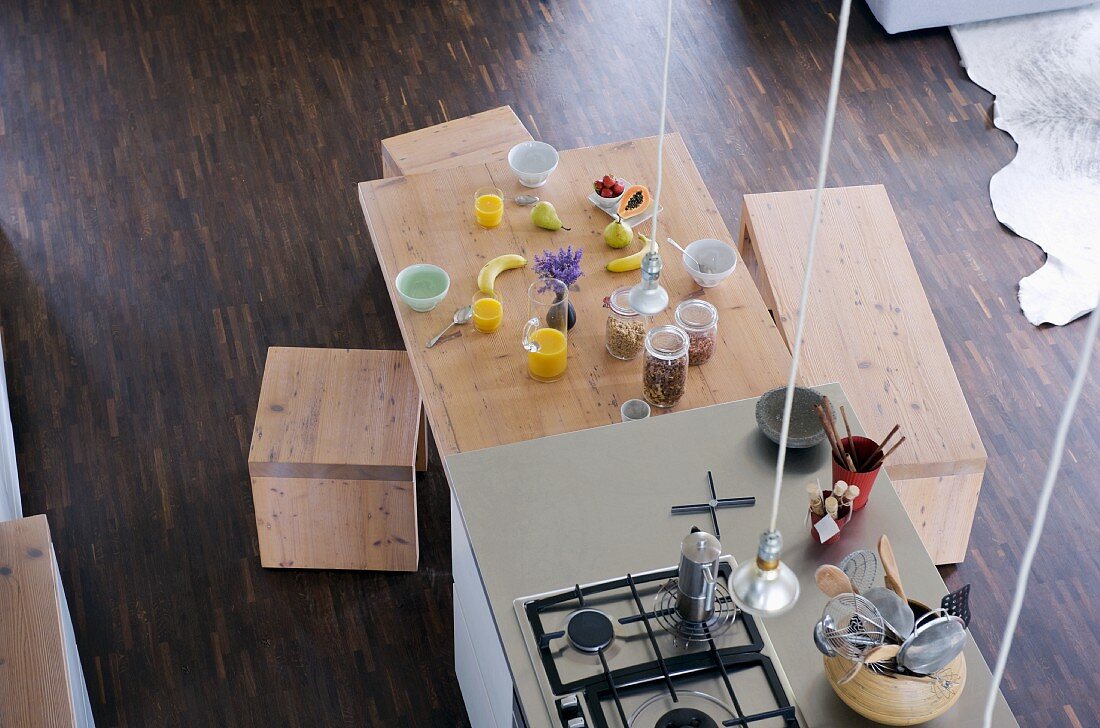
top-left (471, 291), bottom-right (503, 334)
top-left (474, 186), bottom-right (504, 228)
top-left (522, 278), bottom-right (569, 382)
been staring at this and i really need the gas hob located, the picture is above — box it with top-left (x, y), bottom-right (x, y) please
top-left (513, 557), bottom-right (799, 728)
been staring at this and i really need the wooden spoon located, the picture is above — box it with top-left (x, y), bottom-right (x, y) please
top-left (879, 534), bottom-right (908, 603)
top-left (815, 564), bottom-right (856, 598)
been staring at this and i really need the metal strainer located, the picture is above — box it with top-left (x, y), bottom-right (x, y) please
top-left (821, 593), bottom-right (887, 661)
top-left (839, 549), bottom-right (879, 593)
top-left (897, 613), bottom-right (967, 675)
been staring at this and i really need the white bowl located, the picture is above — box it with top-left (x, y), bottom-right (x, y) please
top-left (682, 239), bottom-right (738, 288)
top-left (395, 264), bottom-right (450, 312)
top-left (508, 141), bottom-right (559, 188)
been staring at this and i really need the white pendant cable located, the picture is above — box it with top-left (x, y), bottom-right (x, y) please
top-left (983, 295), bottom-right (1099, 727)
top-left (648, 0), bottom-right (674, 249)
top-left (768, 0), bottom-right (853, 532)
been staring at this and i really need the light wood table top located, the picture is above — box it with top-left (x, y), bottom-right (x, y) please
top-left (0, 515), bottom-right (76, 728)
top-left (740, 185), bottom-right (986, 482)
top-left (358, 134), bottom-right (792, 455)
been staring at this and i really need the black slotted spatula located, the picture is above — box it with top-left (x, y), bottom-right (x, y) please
top-left (941, 584), bottom-right (971, 627)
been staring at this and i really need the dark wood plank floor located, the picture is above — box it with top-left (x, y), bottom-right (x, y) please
top-left (0, 0), bottom-right (1095, 725)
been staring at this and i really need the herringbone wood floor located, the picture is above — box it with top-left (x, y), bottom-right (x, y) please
top-left (0, 1), bottom-right (1096, 726)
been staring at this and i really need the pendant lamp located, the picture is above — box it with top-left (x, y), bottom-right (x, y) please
top-left (729, 0), bottom-right (854, 618)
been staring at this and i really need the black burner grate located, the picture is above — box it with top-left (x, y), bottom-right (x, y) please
top-left (523, 564), bottom-right (798, 728)
top-left (669, 471), bottom-right (755, 538)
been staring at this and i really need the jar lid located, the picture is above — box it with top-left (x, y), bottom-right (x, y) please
top-left (607, 286), bottom-right (640, 317)
top-left (675, 299), bottom-right (718, 330)
top-left (645, 325), bottom-right (689, 359)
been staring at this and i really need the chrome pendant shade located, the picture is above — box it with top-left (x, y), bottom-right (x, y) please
top-left (729, 530), bottom-right (800, 618)
top-left (628, 240), bottom-right (669, 317)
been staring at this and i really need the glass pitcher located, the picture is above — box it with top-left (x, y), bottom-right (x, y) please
top-left (522, 278), bottom-right (569, 382)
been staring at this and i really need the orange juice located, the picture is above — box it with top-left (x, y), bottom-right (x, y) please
top-left (527, 327), bottom-right (567, 381)
top-left (475, 192), bottom-right (504, 228)
top-left (472, 296), bottom-right (503, 333)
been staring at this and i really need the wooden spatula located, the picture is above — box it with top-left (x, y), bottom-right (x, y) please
top-left (815, 564), bottom-right (856, 598)
top-left (878, 534), bottom-right (907, 603)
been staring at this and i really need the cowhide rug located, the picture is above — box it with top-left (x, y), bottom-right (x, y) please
top-left (952, 5), bottom-right (1100, 326)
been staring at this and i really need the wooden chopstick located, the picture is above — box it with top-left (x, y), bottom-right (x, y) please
top-left (861, 424), bottom-right (900, 470)
top-left (820, 396), bottom-right (843, 459)
top-left (868, 436), bottom-right (906, 470)
top-left (840, 405), bottom-right (856, 463)
top-left (815, 404), bottom-right (845, 465)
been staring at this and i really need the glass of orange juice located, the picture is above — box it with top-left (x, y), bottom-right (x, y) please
top-left (471, 292), bottom-right (503, 333)
top-left (474, 186), bottom-right (504, 228)
top-left (522, 278), bottom-right (568, 382)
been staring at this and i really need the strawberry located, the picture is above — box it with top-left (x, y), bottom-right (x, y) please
top-left (611, 183), bottom-right (624, 195)
top-left (602, 175), bottom-right (614, 187)
top-left (600, 188), bottom-right (614, 198)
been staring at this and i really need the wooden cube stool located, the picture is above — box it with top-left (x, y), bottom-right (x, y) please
top-left (249, 347), bottom-right (424, 571)
top-left (380, 105), bottom-right (533, 178)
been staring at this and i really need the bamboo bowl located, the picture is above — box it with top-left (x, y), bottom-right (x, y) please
top-left (823, 652), bottom-right (967, 726)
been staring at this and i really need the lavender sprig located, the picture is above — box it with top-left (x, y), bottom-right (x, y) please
top-left (533, 245), bottom-right (584, 289)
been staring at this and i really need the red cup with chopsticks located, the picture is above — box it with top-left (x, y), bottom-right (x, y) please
top-left (816, 397), bottom-right (905, 513)
top-left (832, 436), bottom-right (881, 510)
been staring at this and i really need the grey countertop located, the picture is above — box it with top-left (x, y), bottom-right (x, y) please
top-left (444, 383), bottom-right (1016, 727)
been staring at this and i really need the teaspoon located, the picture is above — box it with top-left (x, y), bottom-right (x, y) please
top-left (427, 305), bottom-right (473, 348)
top-left (666, 237), bottom-right (711, 274)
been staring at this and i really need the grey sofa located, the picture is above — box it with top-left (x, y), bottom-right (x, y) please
top-left (866, 0), bottom-right (1095, 33)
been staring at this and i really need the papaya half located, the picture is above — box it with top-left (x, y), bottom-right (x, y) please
top-left (617, 184), bottom-right (652, 219)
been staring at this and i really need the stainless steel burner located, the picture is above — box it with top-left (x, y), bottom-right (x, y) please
top-left (565, 608), bottom-right (615, 653)
top-left (655, 706), bottom-right (720, 728)
top-left (628, 690), bottom-right (735, 728)
top-left (653, 578), bottom-right (737, 643)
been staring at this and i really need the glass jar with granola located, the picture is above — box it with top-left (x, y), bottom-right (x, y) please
top-left (605, 287), bottom-right (647, 360)
top-left (643, 325), bottom-right (689, 409)
top-left (675, 299), bottom-right (718, 366)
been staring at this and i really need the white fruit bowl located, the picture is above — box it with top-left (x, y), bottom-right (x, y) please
top-left (682, 239), bottom-right (737, 288)
top-left (508, 141), bottom-right (559, 188)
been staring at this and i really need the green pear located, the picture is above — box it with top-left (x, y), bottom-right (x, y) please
top-left (531, 201), bottom-right (570, 231)
top-left (603, 216), bottom-right (634, 249)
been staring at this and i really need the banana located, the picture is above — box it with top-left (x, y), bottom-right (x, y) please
top-left (477, 253), bottom-right (527, 294)
top-left (605, 234), bottom-right (654, 273)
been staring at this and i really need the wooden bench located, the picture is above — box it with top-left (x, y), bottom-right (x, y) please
top-left (249, 348), bottom-right (425, 571)
top-left (0, 515), bottom-right (79, 727)
top-left (739, 185), bottom-right (987, 564)
top-left (381, 105), bottom-right (533, 178)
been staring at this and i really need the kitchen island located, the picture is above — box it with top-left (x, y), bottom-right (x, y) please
top-left (444, 383), bottom-right (1017, 727)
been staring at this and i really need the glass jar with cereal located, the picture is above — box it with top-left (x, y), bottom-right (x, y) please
top-left (605, 287), bottom-right (647, 360)
top-left (675, 299), bottom-right (718, 366)
top-left (643, 325), bottom-right (689, 409)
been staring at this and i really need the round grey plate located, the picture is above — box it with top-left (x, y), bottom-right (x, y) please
top-left (755, 386), bottom-right (830, 448)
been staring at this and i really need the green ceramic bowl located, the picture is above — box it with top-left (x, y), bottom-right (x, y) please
top-left (395, 264), bottom-right (450, 312)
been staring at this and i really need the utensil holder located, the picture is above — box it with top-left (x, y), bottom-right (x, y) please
top-left (832, 436), bottom-right (882, 511)
top-left (809, 505), bottom-right (852, 545)
top-left (823, 651), bottom-right (966, 726)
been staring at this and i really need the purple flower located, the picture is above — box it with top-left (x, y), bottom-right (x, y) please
top-left (533, 245), bottom-right (584, 289)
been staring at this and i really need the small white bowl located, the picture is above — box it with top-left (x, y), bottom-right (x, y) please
top-left (508, 141), bottom-right (559, 188)
top-left (682, 239), bottom-right (738, 288)
top-left (620, 399), bottom-right (651, 422)
top-left (395, 264), bottom-right (450, 312)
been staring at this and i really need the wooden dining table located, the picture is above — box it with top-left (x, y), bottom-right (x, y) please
top-left (357, 133), bottom-right (793, 456)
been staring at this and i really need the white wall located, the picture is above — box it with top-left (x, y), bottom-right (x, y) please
top-left (0, 328), bottom-right (21, 521)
